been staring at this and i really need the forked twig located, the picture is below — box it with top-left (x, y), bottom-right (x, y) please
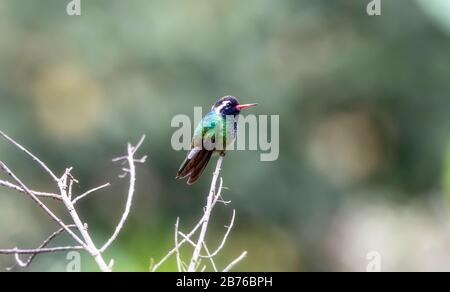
top-left (0, 130), bottom-right (146, 272)
top-left (0, 161), bottom-right (87, 249)
top-left (5, 224), bottom-right (78, 270)
top-left (201, 209), bottom-right (236, 259)
top-left (152, 156), bottom-right (246, 272)
top-left (101, 135), bottom-right (147, 253)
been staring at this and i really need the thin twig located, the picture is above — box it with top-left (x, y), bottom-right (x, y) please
top-left (0, 246), bottom-right (84, 255)
top-left (212, 178), bottom-right (225, 207)
top-left (223, 251), bottom-right (247, 272)
top-left (13, 253), bottom-right (27, 268)
top-left (0, 130), bottom-right (59, 182)
top-left (178, 231), bottom-right (218, 272)
top-left (151, 216), bottom-right (205, 272)
top-left (181, 261), bottom-right (189, 272)
top-left (201, 209), bottom-right (236, 259)
top-left (174, 218), bottom-right (183, 272)
top-left (202, 242), bottom-right (218, 272)
top-left (72, 183), bottom-right (111, 205)
top-left (68, 177), bottom-right (75, 200)
top-left (0, 179), bottom-right (61, 200)
top-left (7, 225), bottom-right (78, 270)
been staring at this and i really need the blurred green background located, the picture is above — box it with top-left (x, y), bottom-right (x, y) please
top-left (1, 0), bottom-right (450, 272)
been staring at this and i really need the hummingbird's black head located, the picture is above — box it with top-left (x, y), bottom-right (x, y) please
top-left (212, 95), bottom-right (258, 116)
top-left (213, 96), bottom-right (240, 116)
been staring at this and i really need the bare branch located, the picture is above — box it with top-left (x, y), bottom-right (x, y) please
top-left (6, 225), bottom-right (78, 270)
top-left (6, 225), bottom-right (79, 270)
top-left (0, 132), bottom-right (146, 272)
top-left (131, 135), bottom-right (146, 155)
top-left (151, 211), bottom-right (205, 272)
top-left (181, 261), bottom-right (189, 272)
top-left (0, 246), bottom-right (83, 255)
top-left (0, 179), bottom-right (61, 201)
top-left (0, 161), bottom-right (87, 249)
top-left (57, 168), bottom-right (111, 272)
top-left (100, 135), bottom-right (146, 253)
top-left (178, 231), bottom-right (218, 272)
top-left (201, 209), bottom-right (236, 259)
top-left (13, 253), bottom-right (27, 268)
top-left (187, 155), bottom-right (224, 271)
top-left (223, 251), bottom-right (248, 272)
top-left (152, 156), bottom-right (245, 272)
top-left (0, 130), bottom-right (59, 182)
top-left (174, 218), bottom-right (183, 272)
top-left (72, 183), bottom-right (111, 205)
top-left (202, 243), bottom-right (218, 272)
top-left (68, 176), bottom-right (75, 200)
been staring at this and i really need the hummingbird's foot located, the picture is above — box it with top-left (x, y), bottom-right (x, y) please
top-left (219, 151), bottom-right (226, 157)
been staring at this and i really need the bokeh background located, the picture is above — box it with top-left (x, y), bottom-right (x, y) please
top-left (1, 0), bottom-right (450, 272)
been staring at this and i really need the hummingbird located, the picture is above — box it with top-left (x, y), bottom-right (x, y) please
top-left (176, 95), bottom-right (258, 185)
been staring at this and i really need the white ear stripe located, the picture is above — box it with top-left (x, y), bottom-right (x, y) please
top-left (214, 101), bottom-right (230, 114)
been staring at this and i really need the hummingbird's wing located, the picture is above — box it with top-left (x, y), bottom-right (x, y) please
top-left (176, 147), bottom-right (213, 185)
top-left (176, 147), bottom-right (201, 179)
top-left (176, 112), bottom-right (220, 185)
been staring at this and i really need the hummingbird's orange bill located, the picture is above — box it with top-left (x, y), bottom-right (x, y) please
top-left (236, 103), bottom-right (258, 110)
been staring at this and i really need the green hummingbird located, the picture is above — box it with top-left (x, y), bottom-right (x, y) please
top-left (176, 95), bottom-right (258, 185)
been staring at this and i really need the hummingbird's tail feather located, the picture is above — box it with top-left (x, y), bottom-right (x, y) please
top-left (176, 148), bottom-right (213, 184)
top-left (187, 150), bottom-right (213, 185)
top-left (176, 149), bottom-right (200, 179)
